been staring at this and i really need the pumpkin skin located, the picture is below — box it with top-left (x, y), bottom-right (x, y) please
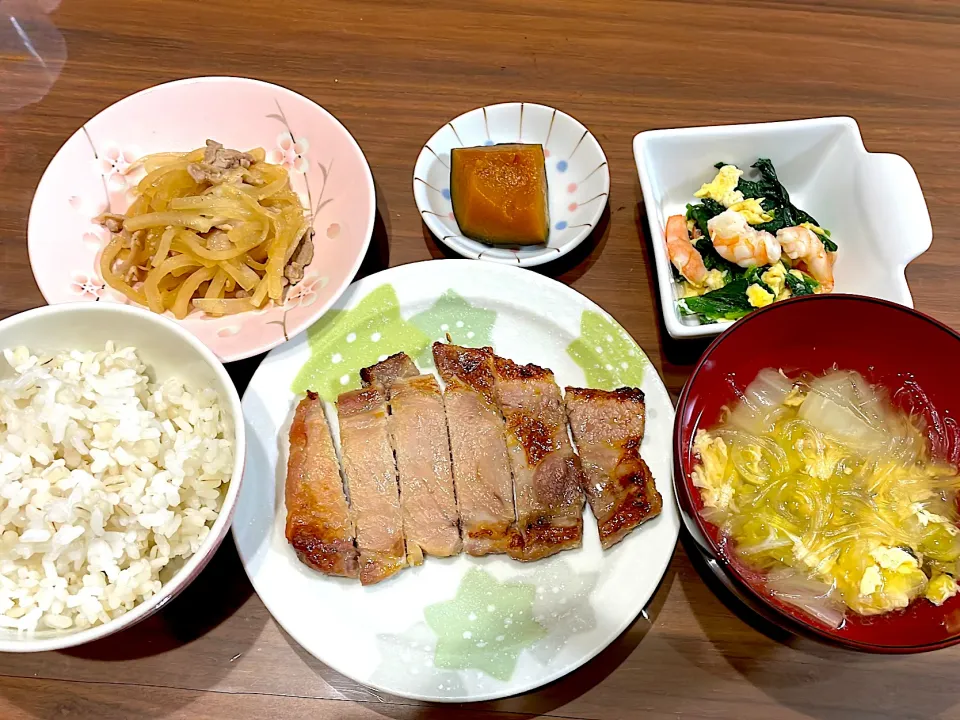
top-left (450, 144), bottom-right (549, 246)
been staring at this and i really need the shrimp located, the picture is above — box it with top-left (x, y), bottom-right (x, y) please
top-left (777, 226), bottom-right (835, 292)
top-left (665, 214), bottom-right (707, 285)
top-left (708, 209), bottom-right (781, 268)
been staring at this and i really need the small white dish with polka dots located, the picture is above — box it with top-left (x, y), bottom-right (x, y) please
top-left (413, 103), bottom-right (610, 267)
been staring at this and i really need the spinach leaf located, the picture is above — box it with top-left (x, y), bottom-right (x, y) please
top-left (737, 177), bottom-right (767, 200)
top-left (784, 271), bottom-right (819, 297)
top-left (694, 236), bottom-right (736, 276)
top-left (733, 159), bottom-right (837, 249)
top-left (811, 225), bottom-right (838, 252)
top-left (744, 265), bottom-right (773, 294)
top-left (680, 277), bottom-right (753, 322)
top-left (685, 199), bottom-right (725, 238)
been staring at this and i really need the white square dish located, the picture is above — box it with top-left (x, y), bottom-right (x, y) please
top-left (633, 117), bottom-right (933, 340)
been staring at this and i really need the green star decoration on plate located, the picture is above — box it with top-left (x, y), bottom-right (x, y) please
top-left (291, 284), bottom-right (430, 401)
top-left (566, 310), bottom-right (648, 389)
top-left (409, 289), bottom-right (497, 366)
top-left (425, 568), bottom-right (546, 681)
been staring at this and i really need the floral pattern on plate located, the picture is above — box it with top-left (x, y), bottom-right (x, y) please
top-left (28, 77), bottom-right (375, 362)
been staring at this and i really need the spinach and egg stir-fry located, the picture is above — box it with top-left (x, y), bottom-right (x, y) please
top-left (693, 369), bottom-right (960, 627)
top-left (665, 159), bottom-right (837, 323)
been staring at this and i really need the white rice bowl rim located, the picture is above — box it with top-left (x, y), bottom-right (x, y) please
top-left (0, 302), bottom-right (245, 652)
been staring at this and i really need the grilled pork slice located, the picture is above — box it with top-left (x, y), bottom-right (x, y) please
top-left (433, 343), bottom-right (518, 556)
top-left (493, 356), bottom-right (585, 561)
top-left (360, 352), bottom-right (419, 387)
top-left (337, 385), bottom-right (406, 584)
top-left (564, 387), bottom-right (662, 549)
top-left (285, 392), bottom-right (359, 578)
top-left (361, 353), bottom-right (461, 563)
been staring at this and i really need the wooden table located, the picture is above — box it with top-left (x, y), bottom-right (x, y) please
top-left (2, 1), bottom-right (960, 717)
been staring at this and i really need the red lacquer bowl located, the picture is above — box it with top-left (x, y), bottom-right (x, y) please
top-left (674, 294), bottom-right (960, 652)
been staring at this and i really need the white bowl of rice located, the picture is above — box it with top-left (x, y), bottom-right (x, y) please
top-left (0, 302), bottom-right (244, 651)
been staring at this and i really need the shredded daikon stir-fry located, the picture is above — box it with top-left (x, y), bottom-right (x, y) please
top-left (693, 369), bottom-right (960, 627)
top-left (96, 140), bottom-right (313, 319)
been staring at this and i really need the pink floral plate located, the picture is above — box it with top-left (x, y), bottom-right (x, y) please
top-left (27, 76), bottom-right (375, 362)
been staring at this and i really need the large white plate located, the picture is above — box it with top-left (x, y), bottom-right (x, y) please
top-left (233, 260), bottom-right (678, 702)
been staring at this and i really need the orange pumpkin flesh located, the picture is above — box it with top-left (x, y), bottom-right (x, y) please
top-left (450, 144), bottom-right (549, 246)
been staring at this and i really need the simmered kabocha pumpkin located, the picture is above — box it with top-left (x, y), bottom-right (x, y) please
top-left (450, 144), bottom-right (549, 246)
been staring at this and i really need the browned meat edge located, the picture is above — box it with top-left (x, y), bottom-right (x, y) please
top-left (564, 386), bottom-right (660, 549)
top-left (493, 355), bottom-right (583, 561)
top-left (433, 343), bottom-right (499, 407)
top-left (360, 352), bottom-right (419, 388)
top-left (601, 438), bottom-right (662, 549)
top-left (285, 391), bottom-right (359, 578)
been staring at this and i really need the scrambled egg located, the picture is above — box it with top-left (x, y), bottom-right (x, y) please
top-left (800, 221), bottom-right (829, 241)
top-left (746, 283), bottom-right (775, 308)
top-left (797, 440), bottom-right (847, 480)
top-left (691, 372), bottom-right (960, 620)
top-left (926, 574), bottom-right (958, 605)
top-left (705, 269), bottom-right (726, 290)
top-left (690, 430), bottom-right (734, 510)
top-left (679, 269), bottom-right (725, 298)
top-left (847, 546), bottom-right (929, 615)
top-left (729, 198), bottom-right (773, 225)
top-left (911, 503), bottom-right (958, 532)
top-left (761, 263), bottom-right (789, 300)
top-left (695, 165), bottom-right (744, 207)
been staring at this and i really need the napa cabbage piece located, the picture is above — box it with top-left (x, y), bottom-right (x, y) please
top-left (692, 368), bottom-right (960, 623)
top-left (96, 140), bottom-right (313, 319)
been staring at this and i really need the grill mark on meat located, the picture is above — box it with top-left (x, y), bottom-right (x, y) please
top-left (506, 413), bottom-right (557, 467)
top-left (337, 384), bottom-right (407, 585)
top-left (564, 386), bottom-right (661, 550)
top-left (493, 355), bottom-right (584, 561)
top-left (603, 443), bottom-right (659, 545)
top-left (433, 343), bottom-right (498, 407)
top-left (360, 353), bottom-right (419, 387)
top-left (284, 391), bottom-right (359, 578)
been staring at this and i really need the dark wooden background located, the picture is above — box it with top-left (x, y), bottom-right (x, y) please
top-left (2, 0), bottom-right (960, 717)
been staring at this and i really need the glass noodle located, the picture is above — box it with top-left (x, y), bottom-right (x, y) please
top-left (692, 368), bottom-right (960, 627)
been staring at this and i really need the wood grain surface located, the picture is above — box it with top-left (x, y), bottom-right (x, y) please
top-left (2, 0), bottom-right (960, 717)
